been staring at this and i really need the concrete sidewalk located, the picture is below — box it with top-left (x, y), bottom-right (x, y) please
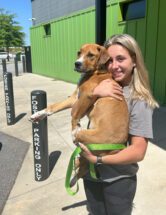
top-left (0, 72), bottom-right (166, 215)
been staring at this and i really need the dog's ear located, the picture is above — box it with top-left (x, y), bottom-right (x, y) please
top-left (97, 46), bottom-right (110, 70)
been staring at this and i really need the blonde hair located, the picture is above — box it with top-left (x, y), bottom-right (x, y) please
top-left (104, 34), bottom-right (159, 109)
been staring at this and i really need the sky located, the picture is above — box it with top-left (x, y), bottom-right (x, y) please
top-left (0, 0), bottom-right (32, 46)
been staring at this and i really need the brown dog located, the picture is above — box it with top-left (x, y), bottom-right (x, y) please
top-left (30, 44), bottom-right (129, 184)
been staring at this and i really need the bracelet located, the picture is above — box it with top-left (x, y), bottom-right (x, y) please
top-left (96, 156), bottom-right (103, 165)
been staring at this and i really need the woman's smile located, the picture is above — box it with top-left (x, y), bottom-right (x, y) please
top-left (112, 70), bottom-right (124, 79)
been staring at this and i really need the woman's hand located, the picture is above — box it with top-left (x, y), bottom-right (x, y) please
top-left (93, 79), bottom-right (123, 100)
top-left (78, 143), bottom-right (97, 164)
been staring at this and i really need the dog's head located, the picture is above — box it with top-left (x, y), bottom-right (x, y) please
top-left (74, 44), bottom-right (110, 74)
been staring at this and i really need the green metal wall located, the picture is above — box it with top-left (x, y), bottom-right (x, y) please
top-left (30, 0), bottom-right (166, 104)
top-left (30, 8), bottom-right (95, 84)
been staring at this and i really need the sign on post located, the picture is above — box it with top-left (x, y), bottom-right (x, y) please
top-left (31, 90), bottom-right (49, 181)
top-left (3, 72), bottom-right (15, 125)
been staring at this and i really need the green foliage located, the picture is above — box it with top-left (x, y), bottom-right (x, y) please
top-left (0, 8), bottom-right (25, 50)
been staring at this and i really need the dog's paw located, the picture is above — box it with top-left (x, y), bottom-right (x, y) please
top-left (29, 110), bottom-right (48, 123)
top-left (72, 125), bottom-right (82, 143)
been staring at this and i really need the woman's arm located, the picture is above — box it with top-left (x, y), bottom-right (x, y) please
top-left (79, 136), bottom-right (148, 165)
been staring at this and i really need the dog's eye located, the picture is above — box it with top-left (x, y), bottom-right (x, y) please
top-left (87, 52), bottom-right (94, 58)
top-left (77, 51), bottom-right (81, 57)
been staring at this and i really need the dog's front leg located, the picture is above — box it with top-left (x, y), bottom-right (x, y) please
top-left (71, 95), bottom-right (96, 130)
top-left (30, 88), bottom-right (78, 122)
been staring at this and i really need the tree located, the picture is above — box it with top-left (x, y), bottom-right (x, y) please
top-left (0, 8), bottom-right (25, 60)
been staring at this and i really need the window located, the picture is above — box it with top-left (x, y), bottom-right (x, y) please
top-left (44, 24), bottom-right (51, 36)
top-left (120, 0), bottom-right (146, 21)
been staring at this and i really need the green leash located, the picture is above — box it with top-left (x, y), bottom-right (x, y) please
top-left (65, 143), bottom-right (126, 196)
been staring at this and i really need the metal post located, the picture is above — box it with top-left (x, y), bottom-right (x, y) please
top-left (24, 46), bottom-right (32, 73)
top-left (31, 90), bottom-right (49, 181)
top-left (2, 59), bottom-right (7, 74)
top-left (22, 56), bottom-right (26, 73)
top-left (95, 0), bottom-right (107, 45)
top-left (14, 57), bottom-right (19, 76)
top-left (3, 72), bottom-right (15, 125)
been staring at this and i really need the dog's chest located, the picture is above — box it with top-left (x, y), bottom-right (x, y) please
top-left (79, 73), bottom-right (110, 94)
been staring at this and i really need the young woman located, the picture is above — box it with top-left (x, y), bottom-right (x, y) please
top-left (78, 34), bottom-right (159, 215)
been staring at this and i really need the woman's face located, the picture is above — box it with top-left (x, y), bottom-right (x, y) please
top-left (107, 44), bottom-right (135, 86)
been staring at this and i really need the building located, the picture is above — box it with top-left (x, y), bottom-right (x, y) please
top-left (30, 0), bottom-right (166, 104)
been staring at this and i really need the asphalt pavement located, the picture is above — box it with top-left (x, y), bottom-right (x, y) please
top-left (0, 60), bottom-right (166, 215)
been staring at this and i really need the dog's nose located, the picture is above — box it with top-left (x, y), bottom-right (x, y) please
top-left (75, 61), bottom-right (82, 69)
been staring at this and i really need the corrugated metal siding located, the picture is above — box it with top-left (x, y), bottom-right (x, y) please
top-left (30, 8), bottom-right (95, 83)
top-left (152, 0), bottom-right (166, 104)
top-left (30, 0), bottom-right (166, 104)
top-left (145, 0), bottom-right (159, 91)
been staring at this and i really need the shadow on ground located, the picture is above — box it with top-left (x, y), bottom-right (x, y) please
top-left (151, 106), bottom-right (166, 150)
top-left (0, 132), bottom-right (30, 214)
top-left (49, 151), bottom-right (61, 174)
top-left (61, 200), bottom-right (87, 211)
top-left (15, 113), bottom-right (27, 124)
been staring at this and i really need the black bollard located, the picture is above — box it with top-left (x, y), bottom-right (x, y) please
top-left (2, 59), bottom-right (7, 74)
top-left (14, 57), bottom-right (19, 76)
top-left (3, 72), bottom-right (15, 125)
top-left (22, 56), bottom-right (26, 73)
top-left (31, 90), bottom-right (49, 181)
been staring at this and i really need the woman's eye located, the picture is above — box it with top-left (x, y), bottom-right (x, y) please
top-left (117, 56), bottom-right (125, 62)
